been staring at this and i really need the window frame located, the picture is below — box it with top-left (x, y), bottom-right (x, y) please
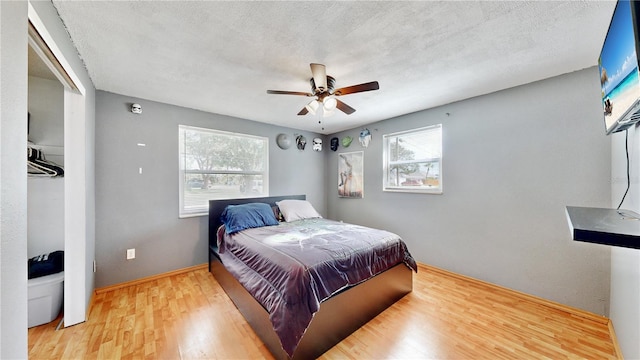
top-left (382, 124), bottom-right (443, 194)
top-left (178, 125), bottom-right (269, 218)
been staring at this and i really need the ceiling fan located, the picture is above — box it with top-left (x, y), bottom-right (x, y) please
top-left (266, 63), bottom-right (379, 116)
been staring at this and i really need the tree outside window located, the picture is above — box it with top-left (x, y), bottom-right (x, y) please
top-left (179, 125), bottom-right (268, 217)
top-left (383, 124), bottom-right (442, 194)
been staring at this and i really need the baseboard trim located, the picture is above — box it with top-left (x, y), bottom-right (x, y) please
top-left (608, 319), bottom-right (625, 360)
top-left (420, 263), bottom-right (609, 325)
top-left (86, 290), bottom-right (96, 320)
top-left (94, 263), bottom-right (208, 294)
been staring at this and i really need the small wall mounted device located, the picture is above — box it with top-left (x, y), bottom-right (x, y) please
top-left (131, 103), bottom-right (142, 114)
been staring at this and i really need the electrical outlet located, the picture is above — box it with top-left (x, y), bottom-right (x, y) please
top-left (126, 248), bottom-right (135, 260)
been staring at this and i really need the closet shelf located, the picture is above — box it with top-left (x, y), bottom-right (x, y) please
top-left (28, 144), bottom-right (64, 156)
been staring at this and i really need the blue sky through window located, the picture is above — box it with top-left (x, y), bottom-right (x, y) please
top-left (599, 0), bottom-right (638, 95)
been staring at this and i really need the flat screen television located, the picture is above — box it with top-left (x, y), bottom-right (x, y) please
top-left (598, 0), bottom-right (640, 135)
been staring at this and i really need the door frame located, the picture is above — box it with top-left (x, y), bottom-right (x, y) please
top-left (28, 1), bottom-right (89, 327)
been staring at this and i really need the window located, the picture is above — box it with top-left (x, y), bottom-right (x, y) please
top-left (383, 124), bottom-right (442, 194)
top-left (179, 125), bottom-right (269, 217)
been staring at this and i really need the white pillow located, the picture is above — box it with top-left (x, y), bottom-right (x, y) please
top-left (276, 199), bottom-right (322, 222)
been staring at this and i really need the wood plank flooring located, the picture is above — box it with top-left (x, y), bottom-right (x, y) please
top-left (28, 264), bottom-right (620, 359)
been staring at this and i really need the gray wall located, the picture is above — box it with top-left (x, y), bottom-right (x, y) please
top-left (610, 127), bottom-right (640, 359)
top-left (95, 91), bottom-right (326, 287)
top-left (326, 68), bottom-right (612, 315)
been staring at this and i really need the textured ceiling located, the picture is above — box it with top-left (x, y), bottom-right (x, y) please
top-left (52, 1), bottom-right (616, 134)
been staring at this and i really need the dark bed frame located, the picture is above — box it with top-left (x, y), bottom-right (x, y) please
top-left (208, 195), bottom-right (413, 360)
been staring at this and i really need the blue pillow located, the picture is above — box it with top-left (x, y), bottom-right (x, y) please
top-left (221, 202), bottom-right (280, 234)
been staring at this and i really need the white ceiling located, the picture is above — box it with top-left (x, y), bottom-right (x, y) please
top-left (51, 1), bottom-right (616, 135)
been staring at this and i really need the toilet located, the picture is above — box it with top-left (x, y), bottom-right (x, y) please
top-left (28, 271), bottom-right (64, 328)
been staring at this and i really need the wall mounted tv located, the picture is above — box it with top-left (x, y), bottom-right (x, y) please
top-left (598, 0), bottom-right (640, 135)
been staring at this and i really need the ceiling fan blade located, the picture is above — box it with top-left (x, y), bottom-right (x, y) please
top-left (297, 107), bottom-right (309, 116)
top-left (333, 81), bottom-right (379, 96)
top-left (310, 63), bottom-right (327, 92)
top-left (335, 99), bottom-right (356, 115)
top-left (267, 90), bottom-right (313, 96)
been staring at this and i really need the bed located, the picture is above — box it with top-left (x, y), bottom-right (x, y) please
top-left (208, 195), bottom-right (416, 359)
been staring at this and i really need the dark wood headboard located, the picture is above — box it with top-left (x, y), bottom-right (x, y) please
top-left (208, 195), bottom-right (306, 265)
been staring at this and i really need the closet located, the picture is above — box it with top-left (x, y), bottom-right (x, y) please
top-left (27, 42), bottom-right (65, 327)
top-left (27, 3), bottom-right (91, 329)
top-left (28, 44), bottom-right (65, 252)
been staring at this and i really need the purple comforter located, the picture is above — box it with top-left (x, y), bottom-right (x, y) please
top-left (217, 218), bottom-right (417, 357)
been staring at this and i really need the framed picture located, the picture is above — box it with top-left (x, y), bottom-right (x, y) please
top-left (338, 151), bottom-right (364, 198)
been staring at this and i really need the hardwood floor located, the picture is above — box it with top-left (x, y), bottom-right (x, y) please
top-left (28, 264), bottom-right (620, 359)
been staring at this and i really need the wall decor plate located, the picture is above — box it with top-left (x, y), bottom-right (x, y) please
top-left (296, 135), bottom-right (307, 150)
top-left (276, 133), bottom-right (291, 149)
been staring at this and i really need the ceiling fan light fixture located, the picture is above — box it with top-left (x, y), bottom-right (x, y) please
top-left (305, 100), bottom-right (319, 115)
top-left (323, 96), bottom-right (337, 111)
top-left (266, 63), bottom-right (379, 117)
top-left (323, 108), bottom-right (335, 117)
